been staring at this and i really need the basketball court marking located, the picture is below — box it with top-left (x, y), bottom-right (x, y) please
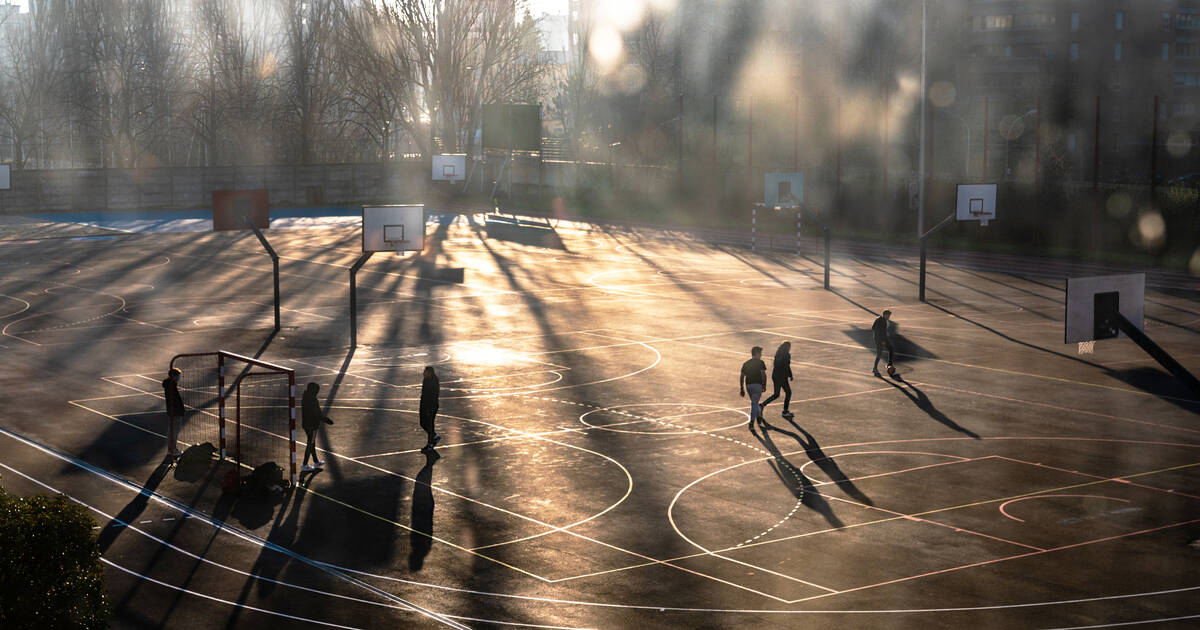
top-left (0, 434), bottom-right (470, 629)
top-left (998, 495), bottom-right (1132, 523)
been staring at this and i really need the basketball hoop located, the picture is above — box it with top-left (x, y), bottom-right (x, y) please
top-left (1078, 340), bottom-right (1095, 354)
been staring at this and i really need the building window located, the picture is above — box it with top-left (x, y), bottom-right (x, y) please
top-left (1163, 13), bottom-right (1172, 29)
top-left (1116, 11), bottom-right (1124, 31)
top-left (1015, 13), bottom-right (1055, 29)
top-left (1114, 43), bottom-right (1122, 61)
top-left (973, 14), bottom-right (1014, 31)
top-left (1071, 12), bottom-right (1079, 31)
top-left (1180, 11), bottom-right (1200, 30)
top-left (1070, 43), bottom-right (1079, 61)
top-left (1175, 103), bottom-right (1198, 116)
top-left (1174, 72), bottom-right (1200, 87)
top-left (1177, 39), bottom-right (1200, 58)
top-left (1068, 133), bottom-right (1077, 152)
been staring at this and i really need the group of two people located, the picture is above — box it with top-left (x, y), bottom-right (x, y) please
top-left (298, 365), bottom-right (445, 471)
top-left (739, 310), bottom-right (894, 426)
top-left (162, 364), bottom-right (446, 473)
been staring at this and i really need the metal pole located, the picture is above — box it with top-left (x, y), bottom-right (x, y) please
top-left (1151, 94), bottom-right (1159, 198)
top-left (793, 93), bottom-right (799, 172)
top-left (250, 225), bottom-right (280, 333)
top-left (835, 97), bottom-right (842, 205)
top-left (982, 97), bottom-right (989, 179)
top-left (917, 0), bottom-right (927, 239)
top-left (751, 206), bottom-right (757, 251)
top-left (883, 90), bottom-right (889, 203)
top-left (823, 225), bottom-right (831, 290)
top-left (796, 209), bottom-right (802, 256)
top-left (1093, 95), bottom-right (1101, 249)
top-left (712, 94), bottom-right (718, 166)
top-left (349, 252), bottom-right (374, 347)
top-left (1034, 96), bottom-right (1041, 196)
top-left (919, 238), bottom-right (927, 302)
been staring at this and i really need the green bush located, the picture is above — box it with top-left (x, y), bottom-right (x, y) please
top-left (0, 487), bottom-right (111, 629)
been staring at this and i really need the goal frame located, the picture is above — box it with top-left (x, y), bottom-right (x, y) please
top-left (168, 350), bottom-right (297, 486)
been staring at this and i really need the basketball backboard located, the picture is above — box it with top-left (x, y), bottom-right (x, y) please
top-left (363, 205), bottom-right (425, 254)
top-left (213, 189), bottom-right (269, 231)
top-left (956, 184), bottom-right (997, 226)
top-left (764, 173), bottom-right (803, 207)
top-left (0, 164), bottom-right (10, 190)
top-left (1065, 273), bottom-right (1145, 344)
top-left (433, 154), bottom-right (466, 181)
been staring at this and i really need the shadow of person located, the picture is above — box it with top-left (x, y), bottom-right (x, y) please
top-left (886, 375), bottom-right (981, 439)
top-left (755, 424), bottom-right (844, 528)
top-left (408, 449), bottom-right (441, 571)
top-left (97, 460), bottom-right (170, 554)
top-left (773, 419), bottom-right (873, 506)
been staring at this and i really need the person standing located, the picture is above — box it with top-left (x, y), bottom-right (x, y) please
top-left (162, 368), bottom-right (184, 459)
top-left (301, 382), bottom-right (333, 472)
top-left (872, 309), bottom-right (895, 376)
top-left (739, 346), bottom-right (768, 429)
top-left (419, 366), bottom-right (441, 452)
top-left (759, 341), bottom-right (794, 419)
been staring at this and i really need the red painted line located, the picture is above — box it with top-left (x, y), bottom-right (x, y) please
top-left (993, 455), bottom-right (1200, 501)
top-left (907, 379), bottom-right (1200, 437)
top-left (822, 492), bottom-right (1046, 552)
top-left (808, 518), bottom-right (1200, 601)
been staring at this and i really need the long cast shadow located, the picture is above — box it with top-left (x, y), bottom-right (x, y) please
top-left (770, 419), bottom-right (873, 506)
top-left (408, 449), bottom-right (440, 571)
top-left (97, 460), bottom-right (171, 554)
top-left (884, 375), bottom-right (981, 439)
top-left (753, 423), bottom-right (844, 528)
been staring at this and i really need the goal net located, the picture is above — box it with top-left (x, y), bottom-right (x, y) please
top-left (168, 351), bottom-right (297, 486)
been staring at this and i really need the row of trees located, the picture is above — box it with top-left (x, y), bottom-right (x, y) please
top-left (0, 0), bottom-right (544, 169)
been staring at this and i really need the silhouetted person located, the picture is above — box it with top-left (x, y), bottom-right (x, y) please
top-left (301, 382), bottom-right (333, 472)
top-left (739, 346), bottom-right (768, 429)
top-left (408, 449), bottom-right (439, 570)
top-left (872, 309), bottom-right (894, 376)
top-left (162, 367), bottom-right (184, 459)
top-left (420, 366), bottom-right (441, 452)
top-left (759, 341), bottom-right (794, 419)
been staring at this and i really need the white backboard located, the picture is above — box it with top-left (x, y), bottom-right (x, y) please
top-left (363, 205), bottom-right (425, 253)
top-left (1065, 273), bottom-right (1144, 343)
top-left (0, 164), bottom-right (10, 190)
top-left (433, 154), bottom-right (467, 181)
top-left (956, 184), bottom-right (997, 225)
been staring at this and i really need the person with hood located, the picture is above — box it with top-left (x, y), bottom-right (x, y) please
top-left (301, 382), bottom-right (333, 472)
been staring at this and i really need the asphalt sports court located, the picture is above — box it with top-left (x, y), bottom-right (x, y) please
top-left (0, 213), bottom-right (1197, 628)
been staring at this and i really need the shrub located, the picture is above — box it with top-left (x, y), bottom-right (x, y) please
top-left (0, 487), bottom-right (111, 629)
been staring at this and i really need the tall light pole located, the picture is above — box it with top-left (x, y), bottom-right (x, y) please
top-left (917, 0), bottom-right (927, 239)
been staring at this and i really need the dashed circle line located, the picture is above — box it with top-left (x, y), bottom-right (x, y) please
top-left (528, 394), bottom-right (808, 546)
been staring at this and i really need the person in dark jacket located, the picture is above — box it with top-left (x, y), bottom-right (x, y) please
top-left (301, 382), bottom-right (333, 472)
top-left (872, 309), bottom-right (894, 376)
top-left (419, 366), bottom-right (441, 452)
top-left (163, 368), bottom-right (185, 459)
top-left (759, 341), bottom-right (794, 419)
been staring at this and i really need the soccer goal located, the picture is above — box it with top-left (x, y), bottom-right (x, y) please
top-left (168, 351), bottom-right (297, 486)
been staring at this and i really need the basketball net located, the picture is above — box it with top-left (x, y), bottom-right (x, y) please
top-left (1077, 341), bottom-right (1095, 355)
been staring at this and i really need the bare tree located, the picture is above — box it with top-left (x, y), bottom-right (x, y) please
top-left (277, 0), bottom-right (345, 164)
top-left (0, 1), bottom-right (67, 168)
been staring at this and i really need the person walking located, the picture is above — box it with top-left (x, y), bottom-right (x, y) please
top-left (759, 341), bottom-right (794, 419)
top-left (162, 367), bottom-right (185, 460)
top-left (739, 346), bottom-right (768, 429)
top-left (419, 366), bottom-right (441, 452)
top-left (301, 382), bottom-right (333, 472)
top-left (872, 309), bottom-right (895, 376)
